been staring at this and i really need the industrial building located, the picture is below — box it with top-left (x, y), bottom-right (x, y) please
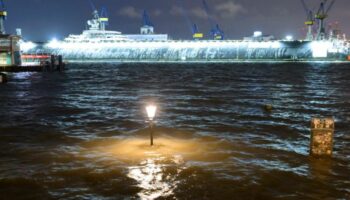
top-left (0, 0), bottom-right (21, 66)
top-left (0, 34), bottom-right (21, 66)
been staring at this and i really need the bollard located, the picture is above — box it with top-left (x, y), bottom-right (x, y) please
top-left (263, 104), bottom-right (273, 112)
top-left (58, 55), bottom-right (64, 71)
top-left (310, 118), bottom-right (335, 157)
top-left (50, 55), bottom-right (56, 71)
top-left (0, 73), bottom-right (7, 83)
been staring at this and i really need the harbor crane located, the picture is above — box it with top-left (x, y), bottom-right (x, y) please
top-left (300, 0), bottom-right (315, 41)
top-left (177, 0), bottom-right (203, 40)
top-left (0, 0), bottom-right (7, 35)
top-left (87, 0), bottom-right (109, 31)
top-left (202, 0), bottom-right (224, 40)
top-left (99, 7), bottom-right (109, 31)
top-left (192, 24), bottom-right (204, 40)
top-left (315, 0), bottom-right (336, 40)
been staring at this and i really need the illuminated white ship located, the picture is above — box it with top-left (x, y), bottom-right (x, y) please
top-left (61, 10), bottom-right (130, 44)
top-left (21, 10), bottom-right (349, 62)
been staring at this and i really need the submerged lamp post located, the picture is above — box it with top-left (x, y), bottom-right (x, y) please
top-left (146, 105), bottom-right (157, 146)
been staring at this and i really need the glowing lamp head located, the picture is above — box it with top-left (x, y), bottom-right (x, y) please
top-left (146, 105), bottom-right (157, 121)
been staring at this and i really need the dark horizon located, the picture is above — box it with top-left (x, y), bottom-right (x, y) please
top-left (4, 0), bottom-right (350, 41)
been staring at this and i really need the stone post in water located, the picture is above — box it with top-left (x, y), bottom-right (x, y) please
top-left (310, 118), bottom-right (335, 157)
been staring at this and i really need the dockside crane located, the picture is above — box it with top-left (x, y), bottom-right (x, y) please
top-left (88, 0), bottom-right (99, 19)
top-left (192, 24), bottom-right (204, 40)
top-left (88, 0), bottom-right (96, 12)
top-left (177, 0), bottom-right (203, 40)
top-left (0, 0), bottom-right (7, 35)
top-left (315, 0), bottom-right (336, 40)
top-left (99, 7), bottom-right (109, 31)
top-left (202, 0), bottom-right (224, 40)
top-left (87, 0), bottom-right (109, 31)
top-left (300, 0), bottom-right (315, 41)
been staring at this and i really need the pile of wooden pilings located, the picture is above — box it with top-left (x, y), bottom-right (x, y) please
top-left (46, 55), bottom-right (65, 72)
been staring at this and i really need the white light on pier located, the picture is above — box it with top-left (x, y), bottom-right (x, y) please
top-left (47, 38), bottom-right (60, 48)
top-left (311, 41), bottom-right (331, 58)
top-left (19, 40), bottom-right (36, 51)
top-left (286, 35), bottom-right (293, 41)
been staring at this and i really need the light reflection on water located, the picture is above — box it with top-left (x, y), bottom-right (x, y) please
top-left (127, 154), bottom-right (184, 200)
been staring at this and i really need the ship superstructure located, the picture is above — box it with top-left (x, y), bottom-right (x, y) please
top-left (63, 10), bottom-right (129, 44)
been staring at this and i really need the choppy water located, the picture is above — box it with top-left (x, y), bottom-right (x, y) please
top-left (0, 63), bottom-right (350, 200)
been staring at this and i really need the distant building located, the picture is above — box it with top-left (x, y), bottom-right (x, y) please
top-left (0, 34), bottom-right (21, 66)
top-left (124, 21), bottom-right (168, 41)
top-left (244, 31), bottom-right (275, 42)
top-left (141, 25), bottom-right (154, 35)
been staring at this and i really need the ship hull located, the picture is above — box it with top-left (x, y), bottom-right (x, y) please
top-left (25, 40), bottom-right (349, 62)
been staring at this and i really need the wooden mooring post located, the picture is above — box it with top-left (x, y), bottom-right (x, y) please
top-left (310, 118), bottom-right (335, 158)
top-left (0, 73), bottom-right (7, 83)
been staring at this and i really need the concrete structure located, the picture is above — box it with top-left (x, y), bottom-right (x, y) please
top-left (310, 118), bottom-right (335, 157)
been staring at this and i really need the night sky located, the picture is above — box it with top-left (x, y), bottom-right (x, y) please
top-left (5, 0), bottom-right (350, 41)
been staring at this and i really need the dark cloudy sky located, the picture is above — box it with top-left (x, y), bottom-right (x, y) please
top-left (5, 0), bottom-right (350, 41)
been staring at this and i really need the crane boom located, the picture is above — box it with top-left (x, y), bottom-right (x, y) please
top-left (177, 0), bottom-right (194, 34)
top-left (177, 0), bottom-right (203, 39)
top-left (300, 0), bottom-right (309, 15)
top-left (202, 0), bottom-right (224, 40)
top-left (202, 0), bottom-right (216, 27)
top-left (325, 0), bottom-right (336, 14)
top-left (88, 0), bottom-right (96, 11)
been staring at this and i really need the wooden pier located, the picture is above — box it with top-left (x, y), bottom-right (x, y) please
top-left (0, 64), bottom-right (65, 72)
top-left (0, 55), bottom-right (65, 73)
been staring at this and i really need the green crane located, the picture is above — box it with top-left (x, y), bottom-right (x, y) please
top-left (315, 0), bottom-right (336, 40)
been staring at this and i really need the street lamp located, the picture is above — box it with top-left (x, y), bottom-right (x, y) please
top-left (146, 105), bottom-right (157, 146)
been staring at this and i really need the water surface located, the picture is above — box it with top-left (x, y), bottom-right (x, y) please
top-left (0, 63), bottom-right (349, 199)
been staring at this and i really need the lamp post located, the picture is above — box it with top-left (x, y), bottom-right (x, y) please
top-left (146, 105), bottom-right (157, 146)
